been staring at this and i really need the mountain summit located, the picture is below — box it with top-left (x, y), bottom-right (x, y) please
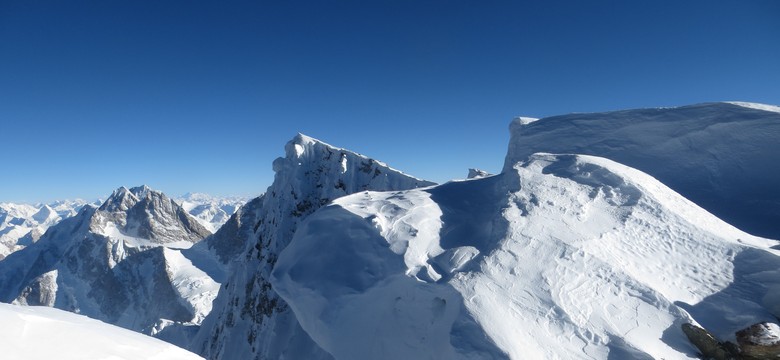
top-left (272, 129), bottom-right (780, 358)
top-left (0, 185), bottom-right (217, 344)
top-left (191, 134), bottom-right (434, 359)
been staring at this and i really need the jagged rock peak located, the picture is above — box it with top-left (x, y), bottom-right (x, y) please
top-left (93, 185), bottom-right (211, 245)
top-left (129, 185), bottom-right (153, 199)
top-left (190, 134), bottom-right (435, 360)
top-left (100, 186), bottom-right (139, 212)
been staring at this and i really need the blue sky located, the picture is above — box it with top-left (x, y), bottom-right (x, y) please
top-left (1, 0), bottom-right (778, 203)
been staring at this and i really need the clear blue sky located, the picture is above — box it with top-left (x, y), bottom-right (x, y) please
top-left (2, 0), bottom-right (778, 203)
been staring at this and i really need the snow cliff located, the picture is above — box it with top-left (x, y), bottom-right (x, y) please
top-left (503, 102), bottom-right (780, 239)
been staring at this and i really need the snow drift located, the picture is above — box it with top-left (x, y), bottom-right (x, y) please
top-left (503, 102), bottom-right (780, 239)
top-left (273, 152), bottom-right (780, 359)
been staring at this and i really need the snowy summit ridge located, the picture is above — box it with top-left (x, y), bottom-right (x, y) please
top-left (273, 153), bottom-right (780, 359)
top-left (269, 104), bottom-right (780, 359)
top-left (192, 133), bottom-right (434, 360)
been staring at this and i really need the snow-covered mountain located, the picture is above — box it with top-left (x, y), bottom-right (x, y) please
top-left (0, 302), bottom-right (204, 360)
top-left (0, 199), bottom-right (97, 259)
top-left (0, 185), bottom-right (218, 346)
top-left (272, 151), bottom-right (780, 358)
top-left (190, 134), bottom-right (435, 360)
top-left (503, 101), bottom-right (780, 239)
top-left (175, 193), bottom-right (249, 233)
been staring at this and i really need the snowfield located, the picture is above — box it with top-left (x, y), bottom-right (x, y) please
top-left (273, 152), bottom-right (780, 359)
top-left (0, 303), bottom-right (203, 360)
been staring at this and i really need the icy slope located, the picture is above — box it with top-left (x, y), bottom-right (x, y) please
top-left (191, 134), bottom-right (434, 360)
top-left (0, 303), bottom-right (203, 360)
top-left (503, 102), bottom-right (780, 239)
top-left (273, 153), bottom-right (780, 359)
top-left (0, 186), bottom-right (217, 346)
top-left (176, 193), bottom-right (248, 233)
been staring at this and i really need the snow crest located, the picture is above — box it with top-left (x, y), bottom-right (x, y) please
top-left (191, 134), bottom-right (434, 360)
top-left (503, 102), bottom-right (780, 239)
top-left (273, 153), bottom-right (780, 359)
top-left (0, 303), bottom-right (204, 360)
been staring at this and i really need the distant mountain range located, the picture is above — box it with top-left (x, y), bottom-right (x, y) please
top-left (2, 102), bottom-right (779, 359)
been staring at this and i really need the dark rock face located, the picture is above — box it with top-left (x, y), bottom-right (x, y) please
top-left (681, 323), bottom-right (736, 360)
top-left (736, 322), bottom-right (780, 359)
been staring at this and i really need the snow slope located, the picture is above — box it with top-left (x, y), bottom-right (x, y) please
top-left (191, 134), bottom-right (435, 360)
top-left (273, 153), bottom-right (780, 359)
top-left (0, 303), bottom-right (203, 360)
top-left (0, 186), bottom-right (217, 347)
top-left (503, 102), bottom-right (780, 239)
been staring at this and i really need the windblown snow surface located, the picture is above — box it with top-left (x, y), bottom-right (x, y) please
top-left (0, 303), bottom-right (203, 360)
top-left (273, 152), bottom-right (780, 359)
top-left (503, 102), bottom-right (780, 239)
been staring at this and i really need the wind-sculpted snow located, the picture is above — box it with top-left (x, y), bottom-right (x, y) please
top-left (273, 153), bottom-right (780, 359)
top-left (191, 134), bottom-right (434, 360)
top-left (504, 102), bottom-right (780, 239)
top-left (0, 303), bottom-right (204, 360)
top-left (0, 185), bottom-right (217, 348)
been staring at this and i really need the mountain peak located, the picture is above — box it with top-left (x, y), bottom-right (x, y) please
top-left (99, 186), bottom-right (139, 212)
top-left (129, 185), bottom-right (154, 199)
top-left (93, 185), bottom-right (210, 245)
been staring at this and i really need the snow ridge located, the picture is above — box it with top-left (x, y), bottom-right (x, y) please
top-left (273, 152), bottom-right (780, 359)
top-left (0, 303), bottom-right (204, 360)
top-left (191, 134), bottom-right (434, 360)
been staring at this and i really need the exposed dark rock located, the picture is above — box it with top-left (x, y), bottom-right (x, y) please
top-left (681, 323), bottom-right (736, 360)
top-left (736, 322), bottom-right (780, 359)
